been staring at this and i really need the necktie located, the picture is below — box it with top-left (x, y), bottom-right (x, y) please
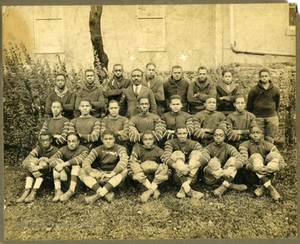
top-left (134, 86), bottom-right (139, 96)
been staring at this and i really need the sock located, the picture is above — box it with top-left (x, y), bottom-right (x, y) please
top-left (151, 182), bottom-right (158, 191)
top-left (91, 183), bottom-right (101, 192)
top-left (33, 177), bottom-right (43, 189)
top-left (222, 181), bottom-right (230, 188)
top-left (143, 180), bottom-right (152, 190)
top-left (107, 174), bottom-right (122, 187)
top-left (263, 180), bottom-right (271, 188)
top-left (25, 177), bottom-right (34, 189)
top-left (97, 187), bottom-right (108, 197)
top-left (182, 181), bottom-right (191, 192)
top-left (54, 180), bottom-right (61, 190)
top-left (69, 175), bottom-right (77, 192)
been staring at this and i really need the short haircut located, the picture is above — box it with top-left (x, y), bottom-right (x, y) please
top-left (138, 97), bottom-right (149, 103)
top-left (170, 94), bottom-right (182, 102)
top-left (51, 100), bottom-right (63, 107)
top-left (67, 132), bottom-right (80, 141)
top-left (175, 125), bottom-right (187, 133)
top-left (234, 95), bottom-right (246, 102)
top-left (39, 131), bottom-right (52, 139)
top-left (222, 69), bottom-right (234, 76)
top-left (55, 73), bottom-right (66, 79)
top-left (79, 98), bottom-right (92, 105)
top-left (141, 130), bottom-right (155, 141)
top-left (213, 127), bottom-right (226, 135)
top-left (108, 99), bottom-right (119, 107)
top-left (197, 66), bottom-right (208, 73)
top-left (250, 126), bottom-right (263, 133)
top-left (85, 69), bottom-right (95, 75)
top-left (259, 68), bottom-right (270, 76)
top-left (146, 62), bottom-right (156, 69)
top-left (172, 65), bottom-right (182, 71)
top-left (131, 68), bottom-right (143, 76)
top-left (204, 95), bottom-right (217, 102)
top-left (101, 129), bottom-right (115, 138)
top-left (113, 63), bottom-right (123, 70)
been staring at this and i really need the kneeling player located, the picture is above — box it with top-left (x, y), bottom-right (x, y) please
top-left (129, 131), bottom-right (169, 203)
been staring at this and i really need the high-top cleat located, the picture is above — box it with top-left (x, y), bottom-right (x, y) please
top-left (24, 189), bottom-right (37, 203)
top-left (254, 185), bottom-right (265, 197)
top-left (153, 189), bottom-right (161, 199)
top-left (228, 183), bottom-right (248, 191)
top-left (16, 189), bottom-right (31, 203)
top-left (176, 187), bottom-right (186, 199)
top-left (186, 189), bottom-right (204, 199)
top-left (53, 189), bottom-right (63, 202)
top-left (268, 185), bottom-right (281, 201)
top-left (213, 184), bottom-right (228, 197)
top-left (140, 189), bottom-right (154, 203)
top-left (104, 192), bottom-right (115, 202)
top-left (60, 190), bottom-right (75, 202)
top-left (85, 193), bottom-right (101, 205)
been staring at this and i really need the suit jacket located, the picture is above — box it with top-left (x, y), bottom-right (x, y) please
top-left (119, 85), bottom-right (157, 118)
top-left (142, 77), bottom-right (165, 102)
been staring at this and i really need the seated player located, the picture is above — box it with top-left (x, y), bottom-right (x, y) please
top-left (239, 126), bottom-right (286, 201)
top-left (193, 96), bottom-right (226, 146)
top-left (78, 130), bottom-right (128, 204)
top-left (16, 132), bottom-right (58, 203)
top-left (49, 132), bottom-right (89, 202)
top-left (216, 69), bottom-right (242, 115)
top-left (128, 97), bottom-right (165, 143)
top-left (102, 100), bottom-right (130, 152)
top-left (162, 125), bottom-right (206, 199)
top-left (69, 98), bottom-right (105, 149)
top-left (39, 101), bottom-right (69, 147)
top-left (226, 95), bottom-right (256, 147)
top-left (128, 131), bottom-right (169, 203)
top-left (202, 127), bottom-right (247, 197)
top-left (161, 95), bottom-right (193, 141)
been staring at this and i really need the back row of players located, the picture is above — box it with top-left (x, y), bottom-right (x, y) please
top-left (16, 64), bottom-right (285, 204)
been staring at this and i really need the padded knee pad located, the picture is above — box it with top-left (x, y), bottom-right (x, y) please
top-left (141, 161), bottom-right (159, 174)
top-left (171, 151), bottom-right (185, 162)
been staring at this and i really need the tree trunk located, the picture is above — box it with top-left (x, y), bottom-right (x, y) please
top-left (89, 5), bottom-right (109, 82)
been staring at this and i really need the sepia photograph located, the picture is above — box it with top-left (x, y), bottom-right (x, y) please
top-left (1, 0), bottom-right (298, 242)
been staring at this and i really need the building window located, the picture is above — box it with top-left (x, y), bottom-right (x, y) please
top-left (34, 6), bottom-right (64, 53)
top-left (137, 6), bottom-right (166, 52)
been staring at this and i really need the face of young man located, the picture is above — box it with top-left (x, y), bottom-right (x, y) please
top-left (39, 135), bottom-right (52, 149)
top-left (170, 98), bottom-right (183, 113)
top-left (213, 129), bottom-right (225, 145)
top-left (113, 65), bottom-right (123, 79)
top-left (260, 72), bottom-right (270, 85)
top-left (79, 101), bottom-right (92, 116)
top-left (108, 102), bottom-right (120, 117)
top-left (85, 71), bottom-right (95, 85)
top-left (145, 64), bottom-right (156, 80)
top-left (142, 133), bottom-right (155, 148)
top-left (250, 127), bottom-right (264, 143)
top-left (51, 102), bottom-right (63, 117)
top-left (172, 68), bottom-right (182, 81)
top-left (131, 70), bottom-right (143, 86)
top-left (67, 134), bottom-right (80, 151)
top-left (223, 72), bottom-right (233, 85)
top-left (176, 128), bottom-right (188, 143)
top-left (55, 75), bottom-right (66, 90)
top-left (139, 98), bottom-right (150, 113)
top-left (204, 98), bottom-right (217, 112)
top-left (234, 97), bottom-right (246, 113)
top-left (102, 134), bottom-right (115, 148)
top-left (198, 69), bottom-right (208, 82)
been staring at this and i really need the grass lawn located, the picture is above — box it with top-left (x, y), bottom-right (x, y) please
top-left (3, 149), bottom-right (297, 240)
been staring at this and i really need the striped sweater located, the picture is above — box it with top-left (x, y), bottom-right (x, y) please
top-left (39, 116), bottom-right (69, 145)
top-left (82, 144), bottom-right (128, 174)
top-left (102, 115), bottom-right (129, 141)
top-left (129, 143), bottom-right (164, 164)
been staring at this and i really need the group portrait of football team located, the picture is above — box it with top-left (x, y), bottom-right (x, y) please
top-left (16, 62), bottom-right (286, 205)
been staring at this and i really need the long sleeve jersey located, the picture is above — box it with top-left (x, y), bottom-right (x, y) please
top-left (45, 89), bottom-right (76, 119)
top-left (69, 116), bottom-right (104, 144)
top-left (226, 111), bottom-right (256, 141)
top-left (202, 142), bottom-right (244, 169)
top-left (39, 116), bottom-right (69, 145)
top-left (102, 115), bottom-right (129, 141)
top-left (49, 145), bottom-right (89, 167)
top-left (163, 77), bottom-right (189, 112)
top-left (161, 111), bottom-right (194, 139)
top-left (128, 112), bottom-right (166, 142)
top-left (82, 144), bottom-right (128, 174)
top-left (129, 143), bottom-right (164, 164)
top-left (247, 80), bottom-right (280, 118)
top-left (162, 138), bottom-right (204, 167)
top-left (104, 76), bottom-right (131, 102)
top-left (22, 145), bottom-right (58, 170)
top-left (187, 78), bottom-right (216, 114)
top-left (193, 110), bottom-right (226, 139)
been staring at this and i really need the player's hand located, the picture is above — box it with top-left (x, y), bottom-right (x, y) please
top-left (176, 164), bottom-right (190, 176)
top-left (212, 168), bottom-right (224, 179)
top-left (254, 166), bottom-right (267, 175)
top-left (101, 172), bottom-right (116, 182)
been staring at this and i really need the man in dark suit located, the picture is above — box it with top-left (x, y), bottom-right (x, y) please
top-left (120, 69), bottom-right (157, 118)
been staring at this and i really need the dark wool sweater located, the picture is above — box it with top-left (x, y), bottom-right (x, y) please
top-left (247, 80), bottom-right (280, 117)
top-left (104, 76), bottom-right (131, 102)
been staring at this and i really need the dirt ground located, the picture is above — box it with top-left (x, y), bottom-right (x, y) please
top-left (3, 149), bottom-right (297, 240)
